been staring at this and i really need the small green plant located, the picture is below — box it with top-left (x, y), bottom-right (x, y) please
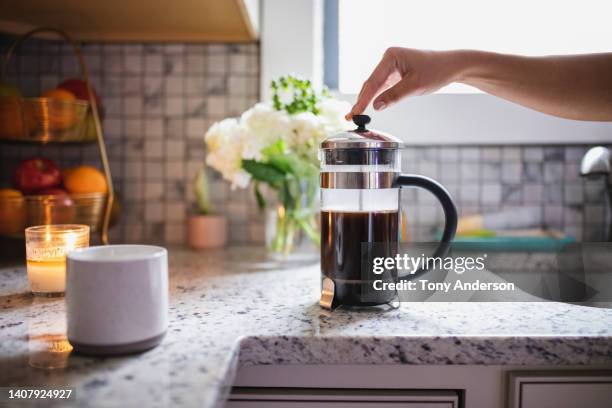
top-left (194, 167), bottom-right (212, 215)
top-left (271, 75), bottom-right (328, 115)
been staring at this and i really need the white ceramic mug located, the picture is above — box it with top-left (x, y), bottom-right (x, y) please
top-left (66, 245), bottom-right (168, 355)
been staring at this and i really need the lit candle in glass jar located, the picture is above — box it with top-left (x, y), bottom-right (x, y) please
top-left (25, 225), bottom-right (89, 297)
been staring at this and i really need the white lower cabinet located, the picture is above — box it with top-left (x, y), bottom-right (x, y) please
top-left (508, 371), bottom-right (612, 408)
top-left (226, 388), bottom-right (459, 408)
top-left (228, 365), bottom-right (612, 408)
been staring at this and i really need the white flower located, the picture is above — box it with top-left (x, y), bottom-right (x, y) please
top-left (204, 118), bottom-right (251, 189)
top-left (289, 112), bottom-right (325, 147)
top-left (318, 98), bottom-right (352, 133)
top-left (240, 103), bottom-right (290, 160)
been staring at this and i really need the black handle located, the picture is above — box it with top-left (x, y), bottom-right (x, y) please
top-left (394, 174), bottom-right (458, 275)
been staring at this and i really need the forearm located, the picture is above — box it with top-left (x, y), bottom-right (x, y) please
top-left (453, 50), bottom-right (612, 121)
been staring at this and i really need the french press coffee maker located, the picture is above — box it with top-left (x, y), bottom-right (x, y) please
top-left (319, 115), bottom-right (458, 309)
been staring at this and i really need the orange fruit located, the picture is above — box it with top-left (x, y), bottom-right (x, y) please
top-left (0, 188), bottom-right (25, 235)
top-left (41, 88), bottom-right (76, 101)
top-left (41, 88), bottom-right (78, 131)
top-left (63, 166), bottom-right (108, 194)
top-left (0, 188), bottom-right (23, 198)
top-left (0, 98), bottom-right (25, 138)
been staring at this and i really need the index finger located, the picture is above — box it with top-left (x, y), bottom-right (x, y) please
top-left (346, 51), bottom-right (395, 120)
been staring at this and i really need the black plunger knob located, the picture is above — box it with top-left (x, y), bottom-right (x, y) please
top-left (353, 114), bottom-right (371, 131)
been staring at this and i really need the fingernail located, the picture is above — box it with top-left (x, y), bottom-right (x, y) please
top-left (373, 101), bottom-right (386, 111)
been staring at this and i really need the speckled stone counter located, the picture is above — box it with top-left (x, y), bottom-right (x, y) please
top-left (2, 247), bottom-right (612, 407)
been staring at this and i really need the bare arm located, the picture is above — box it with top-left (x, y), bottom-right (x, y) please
top-left (347, 48), bottom-right (612, 121)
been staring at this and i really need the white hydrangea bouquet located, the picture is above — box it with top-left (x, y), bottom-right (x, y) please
top-left (205, 76), bottom-right (351, 255)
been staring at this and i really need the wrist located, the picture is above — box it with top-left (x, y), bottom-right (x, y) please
top-left (447, 49), bottom-right (484, 84)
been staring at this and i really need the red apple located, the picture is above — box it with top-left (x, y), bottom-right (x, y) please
top-left (35, 187), bottom-right (75, 224)
top-left (13, 158), bottom-right (62, 194)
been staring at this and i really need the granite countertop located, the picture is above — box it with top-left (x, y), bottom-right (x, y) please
top-left (2, 247), bottom-right (612, 407)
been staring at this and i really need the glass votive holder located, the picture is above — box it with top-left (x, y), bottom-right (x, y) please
top-left (25, 224), bottom-right (90, 297)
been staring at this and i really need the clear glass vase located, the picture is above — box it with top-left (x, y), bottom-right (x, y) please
top-left (264, 179), bottom-right (319, 262)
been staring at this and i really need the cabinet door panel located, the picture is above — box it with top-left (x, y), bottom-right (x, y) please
top-left (521, 383), bottom-right (612, 408)
top-left (508, 371), bottom-right (612, 408)
top-left (226, 402), bottom-right (453, 408)
top-left (226, 388), bottom-right (458, 408)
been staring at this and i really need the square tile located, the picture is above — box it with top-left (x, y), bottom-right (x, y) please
top-left (481, 163), bottom-right (501, 181)
top-left (230, 54), bottom-right (248, 73)
top-left (165, 76), bottom-right (184, 95)
top-left (481, 183), bottom-right (502, 205)
top-left (166, 140), bottom-right (185, 159)
top-left (186, 119), bottom-right (206, 139)
top-left (144, 118), bottom-right (164, 138)
top-left (543, 205), bottom-right (563, 229)
top-left (460, 163), bottom-right (479, 181)
top-left (165, 202), bottom-right (186, 222)
top-left (124, 118), bottom-right (143, 137)
top-left (186, 54), bottom-right (206, 73)
top-left (124, 54), bottom-right (143, 74)
top-left (544, 162), bottom-right (564, 183)
top-left (123, 75), bottom-right (143, 95)
top-left (124, 96), bottom-right (143, 116)
top-left (501, 184), bottom-right (522, 204)
top-left (165, 97), bottom-right (185, 116)
top-left (144, 54), bottom-right (164, 74)
top-left (564, 183), bottom-right (584, 205)
top-left (459, 184), bottom-right (480, 205)
top-left (523, 184), bottom-right (543, 204)
top-left (144, 162), bottom-right (164, 181)
top-left (144, 181), bottom-right (164, 199)
top-left (207, 54), bottom-right (227, 74)
top-left (145, 140), bottom-right (164, 159)
top-left (186, 76), bottom-right (206, 96)
top-left (501, 163), bottom-right (522, 183)
top-left (417, 161), bottom-right (438, 178)
top-left (145, 202), bottom-right (164, 222)
top-left (165, 224), bottom-right (185, 244)
top-left (166, 161), bottom-right (185, 180)
top-left (523, 147), bottom-right (543, 162)
top-left (481, 147), bottom-right (501, 161)
top-left (460, 147), bottom-right (480, 162)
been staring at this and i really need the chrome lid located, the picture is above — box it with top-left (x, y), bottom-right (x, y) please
top-left (320, 115), bottom-right (402, 149)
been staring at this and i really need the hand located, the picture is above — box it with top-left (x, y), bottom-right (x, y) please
top-left (346, 47), bottom-right (462, 119)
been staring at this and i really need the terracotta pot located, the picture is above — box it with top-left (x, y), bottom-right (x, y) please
top-left (187, 214), bottom-right (227, 249)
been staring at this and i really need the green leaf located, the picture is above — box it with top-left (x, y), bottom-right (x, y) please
top-left (194, 167), bottom-right (211, 215)
top-left (254, 182), bottom-right (266, 210)
top-left (242, 159), bottom-right (285, 188)
top-left (261, 138), bottom-right (286, 157)
top-left (267, 152), bottom-right (318, 178)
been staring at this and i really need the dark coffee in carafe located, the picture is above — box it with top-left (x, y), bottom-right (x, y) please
top-left (321, 210), bottom-right (399, 306)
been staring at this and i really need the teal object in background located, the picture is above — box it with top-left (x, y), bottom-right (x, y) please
top-left (449, 235), bottom-right (576, 252)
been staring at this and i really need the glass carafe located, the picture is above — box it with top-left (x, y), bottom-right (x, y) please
top-left (319, 115), bottom-right (458, 309)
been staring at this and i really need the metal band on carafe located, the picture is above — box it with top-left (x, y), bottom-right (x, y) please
top-left (320, 172), bottom-right (397, 189)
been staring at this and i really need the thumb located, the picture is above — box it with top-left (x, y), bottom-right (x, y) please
top-left (372, 76), bottom-right (418, 111)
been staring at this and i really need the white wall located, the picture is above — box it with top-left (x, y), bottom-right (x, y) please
top-left (260, 0), bottom-right (324, 101)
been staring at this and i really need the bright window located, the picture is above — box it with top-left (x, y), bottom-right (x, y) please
top-left (337, 0), bottom-right (612, 93)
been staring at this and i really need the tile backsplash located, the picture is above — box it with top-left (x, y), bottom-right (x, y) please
top-left (400, 145), bottom-right (609, 242)
top-left (0, 36), bottom-right (609, 244)
top-left (0, 37), bottom-right (261, 245)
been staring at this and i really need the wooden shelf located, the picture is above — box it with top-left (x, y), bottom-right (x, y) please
top-left (0, 0), bottom-right (258, 42)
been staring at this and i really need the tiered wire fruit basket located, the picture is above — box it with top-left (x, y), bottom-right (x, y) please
top-left (0, 27), bottom-right (114, 244)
